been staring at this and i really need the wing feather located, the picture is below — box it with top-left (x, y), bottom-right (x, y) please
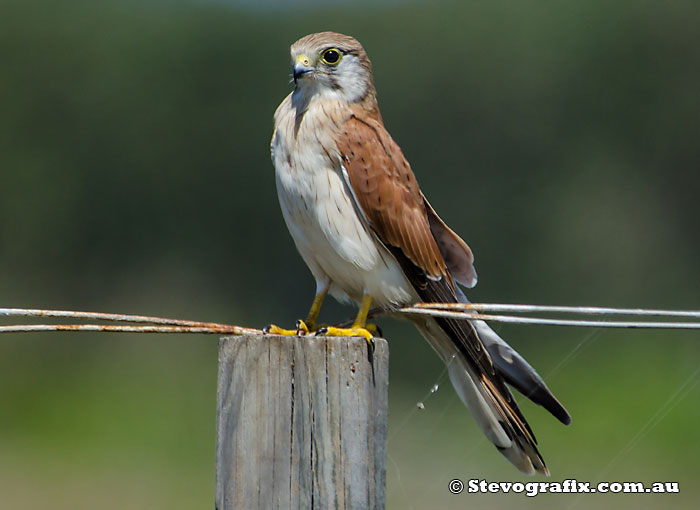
top-left (336, 110), bottom-right (550, 474)
top-left (423, 195), bottom-right (478, 288)
top-left (337, 113), bottom-right (447, 282)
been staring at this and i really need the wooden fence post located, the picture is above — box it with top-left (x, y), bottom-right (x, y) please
top-left (215, 334), bottom-right (389, 510)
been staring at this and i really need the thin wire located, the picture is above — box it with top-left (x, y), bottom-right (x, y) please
top-left (386, 362), bottom-right (452, 505)
top-left (545, 329), bottom-right (601, 380)
top-left (387, 358), bottom-right (453, 445)
top-left (413, 302), bottom-right (700, 319)
top-left (397, 307), bottom-right (700, 329)
top-left (0, 307), bottom-right (204, 325)
top-left (0, 307), bottom-right (260, 331)
top-left (413, 393), bottom-right (484, 508)
top-left (3, 304), bottom-right (699, 336)
top-left (0, 324), bottom-right (258, 334)
top-left (567, 366), bottom-right (700, 510)
top-left (596, 366), bottom-right (700, 480)
top-left (385, 453), bottom-right (406, 503)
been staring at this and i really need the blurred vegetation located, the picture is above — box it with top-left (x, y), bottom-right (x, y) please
top-left (1, 0), bottom-right (699, 508)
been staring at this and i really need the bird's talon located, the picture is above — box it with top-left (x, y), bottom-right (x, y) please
top-left (367, 336), bottom-right (376, 366)
top-left (264, 324), bottom-right (301, 336)
top-left (315, 326), bottom-right (374, 343)
top-left (295, 319), bottom-right (310, 335)
top-left (365, 323), bottom-right (382, 337)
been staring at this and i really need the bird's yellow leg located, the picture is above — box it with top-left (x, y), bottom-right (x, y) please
top-left (264, 288), bottom-right (328, 336)
top-left (352, 293), bottom-right (373, 328)
top-left (296, 288), bottom-right (328, 334)
top-left (317, 294), bottom-right (374, 344)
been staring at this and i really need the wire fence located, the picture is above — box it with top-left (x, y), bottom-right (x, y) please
top-left (2, 303), bottom-right (699, 334)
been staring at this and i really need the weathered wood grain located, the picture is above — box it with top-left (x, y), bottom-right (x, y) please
top-left (215, 334), bottom-right (388, 510)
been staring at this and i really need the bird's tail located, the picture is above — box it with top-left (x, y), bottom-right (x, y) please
top-left (386, 244), bottom-right (570, 473)
top-left (412, 315), bottom-right (550, 475)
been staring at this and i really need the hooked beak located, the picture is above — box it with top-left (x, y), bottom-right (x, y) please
top-left (293, 54), bottom-right (314, 83)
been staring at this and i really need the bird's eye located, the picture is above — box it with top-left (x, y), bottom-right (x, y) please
top-left (321, 48), bottom-right (341, 66)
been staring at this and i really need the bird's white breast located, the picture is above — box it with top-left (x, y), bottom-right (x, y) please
top-left (271, 93), bottom-right (416, 307)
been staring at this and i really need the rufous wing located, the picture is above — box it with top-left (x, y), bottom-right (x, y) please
top-left (423, 195), bottom-right (478, 288)
top-left (335, 111), bottom-right (548, 474)
top-left (336, 112), bottom-right (448, 283)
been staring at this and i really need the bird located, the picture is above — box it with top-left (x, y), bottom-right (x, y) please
top-left (267, 31), bottom-right (570, 475)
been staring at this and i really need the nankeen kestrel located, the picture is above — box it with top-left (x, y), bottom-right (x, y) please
top-left (268, 32), bottom-right (570, 475)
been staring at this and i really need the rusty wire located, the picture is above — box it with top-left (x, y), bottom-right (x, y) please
top-left (1, 303), bottom-right (699, 335)
top-left (0, 308), bottom-right (261, 335)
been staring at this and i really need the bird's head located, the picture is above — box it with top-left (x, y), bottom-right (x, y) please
top-left (289, 32), bottom-right (375, 104)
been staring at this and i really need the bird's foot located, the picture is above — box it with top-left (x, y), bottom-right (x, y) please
top-left (316, 325), bottom-right (374, 350)
top-left (365, 322), bottom-right (382, 337)
top-left (264, 320), bottom-right (311, 336)
top-left (316, 325), bottom-right (376, 367)
top-left (315, 325), bottom-right (372, 341)
top-left (334, 319), bottom-right (382, 337)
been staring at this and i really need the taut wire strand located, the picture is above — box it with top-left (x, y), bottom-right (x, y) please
top-left (0, 307), bottom-right (261, 335)
top-left (396, 307), bottom-right (700, 329)
top-left (411, 302), bottom-right (700, 319)
top-left (2, 303), bottom-right (699, 334)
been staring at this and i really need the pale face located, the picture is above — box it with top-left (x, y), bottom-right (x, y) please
top-left (290, 41), bottom-right (371, 104)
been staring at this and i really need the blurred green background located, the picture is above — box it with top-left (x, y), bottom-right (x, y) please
top-left (1, 0), bottom-right (699, 508)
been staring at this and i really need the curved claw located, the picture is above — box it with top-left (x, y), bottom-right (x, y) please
top-left (295, 319), bottom-right (310, 335)
top-left (264, 323), bottom-right (301, 336)
top-left (365, 322), bottom-right (383, 337)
